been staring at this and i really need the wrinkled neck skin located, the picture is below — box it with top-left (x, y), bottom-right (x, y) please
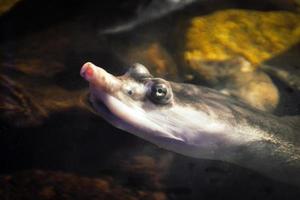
top-left (80, 62), bottom-right (300, 187)
top-left (160, 82), bottom-right (300, 186)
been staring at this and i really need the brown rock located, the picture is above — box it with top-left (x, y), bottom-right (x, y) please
top-left (124, 43), bottom-right (180, 80)
top-left (0, 170), bottom-right (165, 200)
top-left (186, 57), bottom-right (279, 112)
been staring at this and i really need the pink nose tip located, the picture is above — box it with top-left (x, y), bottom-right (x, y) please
top-left (80, 62), bottom-right (95, 79)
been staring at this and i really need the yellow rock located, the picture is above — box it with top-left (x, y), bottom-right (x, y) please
top-left (184, 9), bottom-right (300, 66)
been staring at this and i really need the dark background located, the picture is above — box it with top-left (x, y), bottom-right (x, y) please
top-left (0, 0), bottom-right (300, 199)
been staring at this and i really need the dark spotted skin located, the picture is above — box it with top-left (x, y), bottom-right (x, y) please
top-left (171, 81), bottom-right (299, 144)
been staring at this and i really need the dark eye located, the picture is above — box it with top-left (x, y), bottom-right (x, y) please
top-left (151, 84), bottom-right (167, 98)
top-left (149, 83), bottom-right (171, 104)
top-left (127, 90), bottom-right (133, 95)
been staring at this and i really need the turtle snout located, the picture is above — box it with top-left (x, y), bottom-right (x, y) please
top-left (80, 62), bottom-right (122, 93)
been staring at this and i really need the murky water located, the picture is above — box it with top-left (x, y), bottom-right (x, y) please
top-left (1, 0), bottom-right (300, 199)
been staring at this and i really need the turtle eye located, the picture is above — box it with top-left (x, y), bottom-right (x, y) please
top-left (149, 82), bottom-right (172, 104)
top-left (151, 84), bottom-right (167, 99)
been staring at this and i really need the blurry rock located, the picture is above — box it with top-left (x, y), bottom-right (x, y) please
top-left (0, 0), bottom-right (21, 15)
top-left (263, 64), bottom-right (300, 91)
top-left (186, 57), bottom-right (279, 112)
top-left (125, 43), bottom-right (180, 80)
top-left (0, 19), bottom-right (93, 127)
top-left (184, 9), bottom-right (300, 65)
top-left (259, 0), bottom-right (300, 11)
top-left (0, 75), bottom-right (47, 127)
top-left (121, 152), bottom-right (174, 188)
top-left (0, 170), bottom-right (165, 200)
top-left (0, 73), bottom-right (84, 127)
top-left (3, 58), bottom-right (65, 77)
top-left (296, 0), bottom-right (300, 11)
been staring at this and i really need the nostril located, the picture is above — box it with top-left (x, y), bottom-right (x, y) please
top-left (85, 66), bottom-right (94, 77)
top-left (81, 62), bottom-right (94, 78)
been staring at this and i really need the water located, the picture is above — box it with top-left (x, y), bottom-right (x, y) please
top-left (1, 0), bottom-right (300, 199)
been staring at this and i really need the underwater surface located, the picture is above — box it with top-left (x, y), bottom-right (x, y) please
top-left (1, 0), bottom-right (300, 199)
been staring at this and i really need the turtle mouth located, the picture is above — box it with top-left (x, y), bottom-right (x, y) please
top-left (88, 93), bottom-right (112, 117)
top-left (80, 91), bottom-right (111, 117)
top-left (86, 92), bottom-right (129, 129)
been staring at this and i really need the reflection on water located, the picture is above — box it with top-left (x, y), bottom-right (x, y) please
top-left (1, 0), bottom-right (300, 199)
